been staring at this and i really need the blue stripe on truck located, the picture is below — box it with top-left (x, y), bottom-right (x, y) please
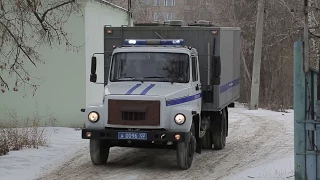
top-left (140, 84), bottom-right (156, 95)
top-left (220, 78), bottom-right (240, 94)
top-left (125, 84), bottom-right (142, 95)
top-left (166, 93), bottom-right (202, 106)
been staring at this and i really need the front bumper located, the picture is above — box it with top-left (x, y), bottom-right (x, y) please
top-left (82, 128), bottom-right (190, 142)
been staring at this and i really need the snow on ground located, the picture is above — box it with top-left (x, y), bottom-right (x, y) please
top-left (223, 104), bottom-right (294, 180)
top-left (0, 127), bottom-right (87, 180)
top-left (224, 104), bottom-right (294, 180)
top-left (0, 103), bottom-right (294, 180)
top-left (226, 157), bottom-right (294, 180)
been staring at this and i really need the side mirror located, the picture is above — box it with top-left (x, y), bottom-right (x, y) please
top-left (90, 56), bottom-right (97, 83)
top-left (211, 56), bottom-right (221, 85)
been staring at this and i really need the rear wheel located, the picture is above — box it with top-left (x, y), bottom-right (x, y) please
top-left (201, 129), bottom-right (212, 149)
top-left (90, 139), bottom-right (110, 165)
top-left (212, 108), bottom-right (227, 150)
top-left (176, 122), bottom-right (196, 170)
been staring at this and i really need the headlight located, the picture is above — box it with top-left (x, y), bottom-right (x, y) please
top-left (88, 111), bottom-right (99, 123)
top-left (174, 114), bottom-right (186, 125)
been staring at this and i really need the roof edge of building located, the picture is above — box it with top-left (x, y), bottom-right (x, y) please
top-left (94, 0), bottom-right (129, 13)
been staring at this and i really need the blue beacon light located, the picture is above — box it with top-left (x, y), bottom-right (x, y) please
top-left (124, 39), bottom-right (184, 46)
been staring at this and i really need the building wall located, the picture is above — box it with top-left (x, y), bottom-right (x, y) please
top-left (0, 0), bottom-right (131, 128)
top-left (146, 0), bottom-right (185, 22)
top-left (109, 0), bottom-right (185, 23)
top-left (109, 0), bottom-right (217, 25)
top-left (0, 9), bottom-right (86, 127)
top-left (85, 0), bottom-right (133, 108)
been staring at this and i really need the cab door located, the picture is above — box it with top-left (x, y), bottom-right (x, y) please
top-left (191, 55), bottom-right (202, 111)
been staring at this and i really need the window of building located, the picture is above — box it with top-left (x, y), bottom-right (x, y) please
top-left (154, 13), bottom-right (160, 21)
top-left (164, 12), bottom-right (176, 21)
top-left (164, 0), bottom-right (175, 6)
top-left (153, 0), bottom-right (160, 6)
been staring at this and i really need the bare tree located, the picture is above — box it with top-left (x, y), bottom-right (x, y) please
top-left (110, 0), bottom-right (320, 111)
top-left (213, 0), bottom-right (320, 111)
top-left (0, 0), bottom-right (82, 95)
top-left (192, 0), bottom-right (310, 110)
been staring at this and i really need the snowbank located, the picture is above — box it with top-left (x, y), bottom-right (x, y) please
top-left (0, 127), bottom-right (88, 180)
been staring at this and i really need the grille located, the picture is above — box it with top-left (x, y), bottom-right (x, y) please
top-left (108, 99), bottom-right (160, 126)
top-left (122, 111), bottom-right (146, 121)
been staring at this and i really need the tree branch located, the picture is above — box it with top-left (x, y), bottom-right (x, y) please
top-left (0, 21), bottom-right (37, 67)
top-left (0, 75), bottom-right (9, 90)
top-left (25, 0), bottom-right (48, 30)
top-left (309, 29), bottom-right (320, 38)
top-left (41, 0), bottom-right (76, 23)
top-left (25, 0), bottom-right (75, 31)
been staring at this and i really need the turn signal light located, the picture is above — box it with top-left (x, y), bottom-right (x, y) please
top-left (175, 134), bottom-right (181, 140)
top-left (86, 132), bottom-right (92, 137)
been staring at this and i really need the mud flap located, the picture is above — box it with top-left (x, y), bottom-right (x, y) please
top-left (193, 114), bottom-right (202, 154)
top-left (196, 138), bottom-right (202, 154)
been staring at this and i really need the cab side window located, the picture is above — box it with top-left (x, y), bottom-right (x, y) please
top-left (192, 56), bottom-right (198, 82)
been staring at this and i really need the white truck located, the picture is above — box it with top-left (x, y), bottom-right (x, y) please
top-left (81, 20), bottom-right (241, 170)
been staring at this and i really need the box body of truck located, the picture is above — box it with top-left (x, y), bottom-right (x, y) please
top-left (82, 21), bottom-right (241, 170)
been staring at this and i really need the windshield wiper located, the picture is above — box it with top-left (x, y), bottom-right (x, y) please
top-left (143, 76), bottom-right (172, 82)
top-left (143, 76), bottom-right (166, 79)
top-left (118, 77), bottom-right (144, 83)
top-left (168, 77), bottom-right (185, 84)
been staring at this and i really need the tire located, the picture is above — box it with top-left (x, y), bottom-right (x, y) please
top-left (212, 108), bottom-right (227, 150)
top-left (90, 139), bottom-right (110, 165)
top-left (201, 129), bottom-right (212, 149)
top-left (176, 122), bottom-right (196, 170)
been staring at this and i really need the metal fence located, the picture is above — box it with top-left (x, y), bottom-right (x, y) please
top-left (294, 39), bottom-right (320, 180)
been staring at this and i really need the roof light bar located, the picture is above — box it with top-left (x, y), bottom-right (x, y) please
top-left (124, 39), bottom-right (184, 46)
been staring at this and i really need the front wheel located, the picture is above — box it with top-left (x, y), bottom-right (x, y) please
top-left (176, 122), bottom-right (196, 170)
top-left (90, 139), bottom-right (110, 165)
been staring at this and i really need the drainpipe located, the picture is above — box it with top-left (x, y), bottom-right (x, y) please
top-left (128, 0), bottom-right (132, 26)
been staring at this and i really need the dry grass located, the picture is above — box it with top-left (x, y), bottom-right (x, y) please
top-left (0, 109), bottom-right (55, 156)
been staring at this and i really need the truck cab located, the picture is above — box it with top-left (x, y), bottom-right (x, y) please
top-left (83, 39), bottom-right (202, 169)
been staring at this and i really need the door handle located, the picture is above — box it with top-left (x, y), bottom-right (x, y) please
top-left (195, 84), bottom-right (200, 91)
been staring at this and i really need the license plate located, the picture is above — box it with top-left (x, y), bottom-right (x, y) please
top-left (118, 132), bottom-right (147, 140)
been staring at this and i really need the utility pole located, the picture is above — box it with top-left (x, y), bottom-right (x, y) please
top-left (128, 0), bottom-right (132, 26)
top-left (249, 0), bottom-right (265, 110)
top-left (304, 0), bottom-right (309, 73)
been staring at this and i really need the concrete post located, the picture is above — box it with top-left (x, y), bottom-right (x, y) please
top-left (249, 0), bottom-right (265, 110)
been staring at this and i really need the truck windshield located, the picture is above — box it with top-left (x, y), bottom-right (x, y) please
top-left (110, 52), bottom-right (190, 83)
